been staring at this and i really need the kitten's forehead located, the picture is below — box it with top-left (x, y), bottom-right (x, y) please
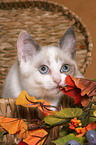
top-left (47, 46), bottom-right (60, 63)
top-left (32, 46), bottom-right (75, 68)
top-left (42, 46), bottom-right (70, 65)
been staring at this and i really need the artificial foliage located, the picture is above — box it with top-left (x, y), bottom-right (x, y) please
top-left (0, 75), bottom-right (96, 145)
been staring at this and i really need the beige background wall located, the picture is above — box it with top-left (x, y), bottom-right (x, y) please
top-left (49, 0), bottom-right (96, 79)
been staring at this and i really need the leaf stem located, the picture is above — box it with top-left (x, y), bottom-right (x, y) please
top-left (28, 124), bottom-right (47, 131)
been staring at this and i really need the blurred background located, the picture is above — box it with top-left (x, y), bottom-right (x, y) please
top-left (49, 0), bottom-right (96, 79)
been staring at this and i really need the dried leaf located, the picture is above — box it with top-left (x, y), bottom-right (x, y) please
top-left (60, 76), bottom-right (81, 105)
top-left (72, 77), bottom-right (96, 97)
top-left (23, 128), bottom-right (48, 145)
top-left (0, 116), bottom-right (28, 139)
top-left (76, 122), bottom-right (96, 137)
top-left (16, 90), bottom-right (56, 116)
top-left (0, 116), bottom-right (48, 145)
top-left (60, 75), bottom-right (95, 107)
top-left (86, 121), bottom-right (96, 130)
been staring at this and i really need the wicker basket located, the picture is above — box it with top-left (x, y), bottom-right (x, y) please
top-left (0, 0), bottom-right (93, 144)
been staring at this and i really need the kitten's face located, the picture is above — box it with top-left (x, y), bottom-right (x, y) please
top-left (17, 28), bottom-right (83, 105)
top-left (19, 46), bottom-right (80, 100)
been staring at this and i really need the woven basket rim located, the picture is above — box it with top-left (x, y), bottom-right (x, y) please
top-left (0, 0), bottom-right (93, 74)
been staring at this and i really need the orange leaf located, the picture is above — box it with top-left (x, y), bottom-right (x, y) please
top-left (60, 75), bottom-right (94, 107)
top-left (23, 128), bottom-right (48, 145)
top-left (18, 121), bottom-right (28, 139)
top-left (0, 116), bottom-right (28, 138)
top-left (16, 90), bottom-right (56, 116)
top-left (76, 122), bottom-right (96, 137)
top-left (86, 121), bottom-right (96, 130)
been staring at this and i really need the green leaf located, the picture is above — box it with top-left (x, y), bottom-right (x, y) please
top-left (88, 110), bottom-right (96, 123)
top-left (52, 133), bottom-right (85, 145)
top-left (82, 109), bottom-right (96, 126)
top-left (44, 108), bottom-right (83, 126)
top-left (59, 126), bottom-right (69, 137)
top-left (52, 108), bottom-right (83, 119)
top-left (44, 115), bottom-right (67, 126)
top-left (0, 128), bottom-right (5, 145)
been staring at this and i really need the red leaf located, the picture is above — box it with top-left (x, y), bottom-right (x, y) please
top-left (60, 75), bottom-right (95, 107)
top-left (60, 75), bottom-right (81, 105)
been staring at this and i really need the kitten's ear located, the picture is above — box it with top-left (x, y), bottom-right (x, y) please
top-left (17, 31), bottom-right (41, 61)
top-left (57, 27), bottom-right (76, 59)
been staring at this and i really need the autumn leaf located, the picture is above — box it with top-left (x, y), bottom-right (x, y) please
top-left (76, 121), bottom-right (96, 137)
top-left (86, 121), bottom-right (96, 131)
top-left (0, 116), bottom-right (28, 139)
top-left (60, 75), bottom-right (95, 107)
top-left (0, 116), bottom-right (48, 145)
top-left (16, 90), bottom-right (56, 116)
top-left (23, 128), bottom-right (48, 145)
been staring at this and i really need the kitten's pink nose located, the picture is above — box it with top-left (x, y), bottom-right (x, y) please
top-left (52, 74), bottom-right (61, 85)
top-left (54, 79), bottom-right (61, 84)
top-left (53, 78), bottom-right (61, 85)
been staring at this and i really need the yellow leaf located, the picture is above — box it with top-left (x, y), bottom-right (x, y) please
top-left (16, 90), bottom-right (56, 116)
top-left (93, 110), bottom-right (96, 116)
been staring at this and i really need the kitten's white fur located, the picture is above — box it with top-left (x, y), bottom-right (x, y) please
top-left (2, 28), bottom-right (83, 106)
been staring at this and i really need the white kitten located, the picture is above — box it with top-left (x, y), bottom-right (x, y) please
top-left (2, 28), bottom-right (83, 107)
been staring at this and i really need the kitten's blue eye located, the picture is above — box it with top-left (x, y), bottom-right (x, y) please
top-left (39, 65), bottom-right (49, 74)
top-left (61, 64), bottom-right (70, 73)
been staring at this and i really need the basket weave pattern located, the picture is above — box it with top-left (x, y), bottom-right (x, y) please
top-left (0, 0), bottom-right (93, 144)
top-left (0, 0), bottom-right (93, 97)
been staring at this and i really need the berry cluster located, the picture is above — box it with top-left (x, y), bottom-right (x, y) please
top-left (69, 118), bottom-right (83, 134)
